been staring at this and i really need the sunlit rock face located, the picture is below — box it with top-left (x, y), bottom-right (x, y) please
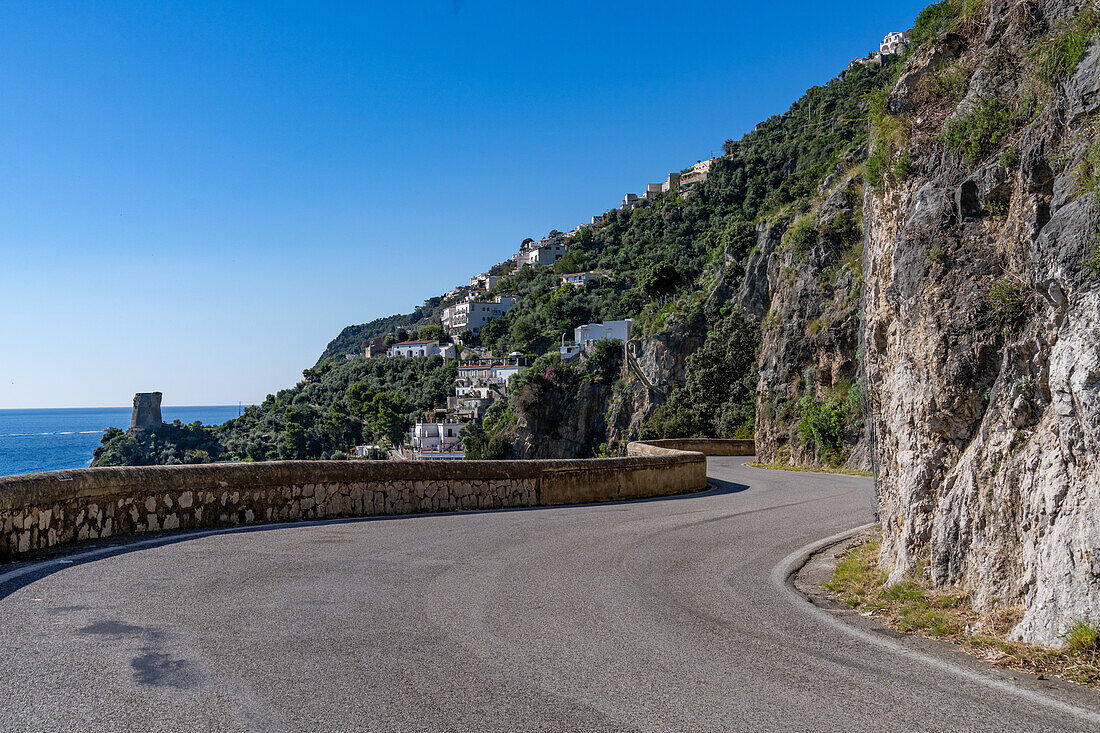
top-left (862, 0), bottom-right (1100, 644)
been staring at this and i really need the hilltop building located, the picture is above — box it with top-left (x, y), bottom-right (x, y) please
top-left (679, 158), bottom-right (715, 193)
top-left (512, 234), bottom-right (568, 266)
top-left (363, 337), bottom-right (387, 359)
top-left (470, 273), bottom-right (501, 291)
top-left (880, 31), bottom-right (909, 56)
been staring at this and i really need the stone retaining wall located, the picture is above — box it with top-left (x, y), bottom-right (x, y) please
top-left (0, 439), bottom-right (750, 559)
top-left (633, 438), bottom-right (755, 456)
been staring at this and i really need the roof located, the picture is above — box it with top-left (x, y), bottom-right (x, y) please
top-left (393, 340), bottom-right (440, 346)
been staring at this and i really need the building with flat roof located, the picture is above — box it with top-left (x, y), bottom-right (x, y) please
top-left (470, 273), bottom-right (501, 291)
top-left (387, 340), bottom-right (456, 360)
top-left (561, 271), bottom-right (602, 289)
top-left (679, 158), bottom-right (716, 192)
top-left (561, 319), bottom-right (632, 361)
top-left (441, 295), bottom-right (519, 337)
top-left (409, 420), bottom-right (466, 460)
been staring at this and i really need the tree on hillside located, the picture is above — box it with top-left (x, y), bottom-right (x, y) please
top-left (640, 262), bottom-right (680, 299)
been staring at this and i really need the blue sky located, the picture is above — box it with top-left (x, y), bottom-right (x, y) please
top-left (0, 0), bottom-right (929, 409)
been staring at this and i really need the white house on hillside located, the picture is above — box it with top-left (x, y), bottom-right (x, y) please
top-left (679, 158), bottom-right (715, 192)
top-left (409, 420), bottom-right (466, 460)
top-left (880, 31), bottom-right (909, 56)
top-left (561, 319), bottom-right (632, 360)
top-left (441, 295), bottom-right (518, 337)
top-left (470, 273), bottom-right (501, 291)
top-left (520, 240), bottom-right (567, 266)
top-left (561, 272), bottom-right (602, 289)
top-left (387, 340), bottom-right (456, 359)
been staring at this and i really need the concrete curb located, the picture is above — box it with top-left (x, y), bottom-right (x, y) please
top-left (770, 526), bottom-right (1100, 726)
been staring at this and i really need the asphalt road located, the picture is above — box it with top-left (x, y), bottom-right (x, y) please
top-left (1, 458), bottom-right (1097, 732)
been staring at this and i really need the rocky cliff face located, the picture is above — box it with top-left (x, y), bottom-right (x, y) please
top-left (606, 320), bottom-right (704, 443)
top-left (743, 176), bottom-right (869, 469)
top-left (864, 0), bottom-right (1100, 643)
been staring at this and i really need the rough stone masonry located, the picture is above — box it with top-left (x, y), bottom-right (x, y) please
top-left (0, 441), bottom-right (723, 559)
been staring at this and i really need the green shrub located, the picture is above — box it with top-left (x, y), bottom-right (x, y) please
top-left (799, 394), bottom-right (847, 455)
top-left (893, 150), bottom-right (913, 181)
top-left (785, 216), bottom-right (817, 257)
top-left (924, 59), bottom-right (972, 103)
top-left (987, 278), bottom-right (1031, 323)
top-left (910, 0), bottom-right (963, 48)
top-left (998, 146), bottom-right (1019, 169)
top-left (940, 100), bottom-right (1016, 164)
top-left (798, 383), bottom-right (860, 458)
top-left (1030, 8), bottom-right (1100, 83)
top-left (1062, 619), bottom-right (1100, 652)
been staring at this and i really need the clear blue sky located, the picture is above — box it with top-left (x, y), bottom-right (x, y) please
top-left (0, 0), bottom-right (929, 409)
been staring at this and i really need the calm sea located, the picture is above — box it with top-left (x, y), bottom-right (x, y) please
top-left (0, 406), bottom-right (245, 478)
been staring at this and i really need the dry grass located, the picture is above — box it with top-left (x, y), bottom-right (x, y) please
top-left (748, 461), bottom-right (872, 478)
top-left (827, 536), bottom-right (1100, 688)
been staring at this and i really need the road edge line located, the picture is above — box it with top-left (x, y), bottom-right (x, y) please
top-left (770, 525), bottom-right (1100, 726)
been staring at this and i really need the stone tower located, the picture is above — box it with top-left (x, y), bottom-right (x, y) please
top-left (131, 392), bottom-right (163, 430)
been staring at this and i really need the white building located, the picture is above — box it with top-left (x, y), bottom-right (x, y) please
top-left (409, 421), bottom-right (466, 460)
top-left (454, 355), bottom-right (528, 394)
top-left (352, 444), bottom-right (385, 458)
top-left (561, 272), bottom-right (602, 289)
top-left (519, 240), bottom-right (567, 266)
top-left (441, 295), bottom-right (519, 337)
top-left (387, 340), bottom-right (457, 359)
top-left (560, 319), bottom-right (632, 361)
top-left (661, 171), bottom-right (681, 193)
top-left (880, 31), bottom-right (909, 56)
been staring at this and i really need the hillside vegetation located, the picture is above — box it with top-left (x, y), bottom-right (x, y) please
top-left (97, 28), bottom-right (901, 464)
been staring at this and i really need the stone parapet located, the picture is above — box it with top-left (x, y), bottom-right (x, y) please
top-left (0, 439), bottom-right (752, 559)
top-left (630, 438), bottom-right (755, 456)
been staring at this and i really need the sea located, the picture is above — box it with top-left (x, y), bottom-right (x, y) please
top-left (0, 406), bottom-right (245, 478)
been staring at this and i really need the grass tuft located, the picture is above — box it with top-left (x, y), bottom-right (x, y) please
top-left (826, 533), bottom-right (1100, 688)
top-left (1063, 619), bottom-right (1100, 652)
top-left (1030, 8), bottom-right (1100, 84)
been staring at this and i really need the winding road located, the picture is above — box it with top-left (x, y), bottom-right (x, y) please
top-left (1, 458), bottom-right (1097, 732)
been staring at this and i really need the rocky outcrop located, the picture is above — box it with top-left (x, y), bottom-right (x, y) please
top-left (510, 376), bottom-right (617, 459)
top-left (745, 178), bottom-right (869, 469)
top-left (607, 319), bottom-right (705, 443)
top-left (863, 0), bottom-right (1100, 644)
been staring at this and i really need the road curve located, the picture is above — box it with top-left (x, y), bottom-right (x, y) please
top-left (1, 458), bottom-right (1096, 732)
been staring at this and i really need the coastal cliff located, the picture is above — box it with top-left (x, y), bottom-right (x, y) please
top-left (863, 0), bottom-right (1100, 643)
